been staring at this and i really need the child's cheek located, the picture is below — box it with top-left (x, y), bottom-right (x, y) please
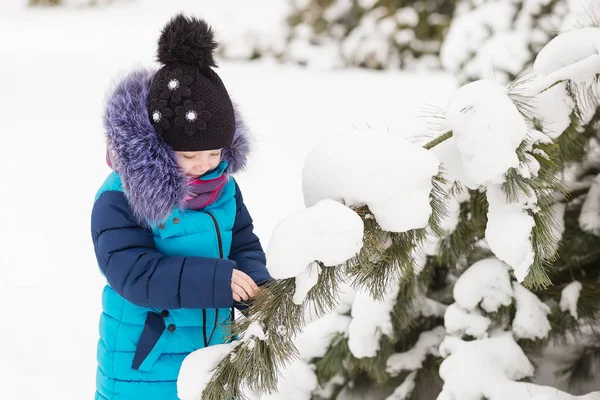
top-left (177, 160), bottom-right (189, 173)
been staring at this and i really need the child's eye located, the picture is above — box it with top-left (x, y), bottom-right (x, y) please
top-left (210, 152), bottom-right (220, 157)
top-left (182, 155), bottom-right (195, 159)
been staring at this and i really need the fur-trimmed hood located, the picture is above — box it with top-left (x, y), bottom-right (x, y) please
top-left (103, 67), bottom-right (251, 224)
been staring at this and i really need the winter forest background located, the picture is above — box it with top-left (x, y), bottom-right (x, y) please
top-left (3, 0), bottom-right (600, 399)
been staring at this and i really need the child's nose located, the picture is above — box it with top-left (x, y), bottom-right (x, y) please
top-left (196, 161), bottom-right (210, 170)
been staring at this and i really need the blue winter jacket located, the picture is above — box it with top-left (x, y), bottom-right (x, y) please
top-left (91, 68), bottom-right (270, 400)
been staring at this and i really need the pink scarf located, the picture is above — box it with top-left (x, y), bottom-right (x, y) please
top-left (184, 174), bottom-right (228, 210)
top-left (106, 148), bottom-right (227, 210)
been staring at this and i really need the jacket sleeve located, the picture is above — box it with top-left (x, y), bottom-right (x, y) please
top-left (229, 179), bottom-right (272, 287)
top-left (91, 190), bottom-right (234, 310)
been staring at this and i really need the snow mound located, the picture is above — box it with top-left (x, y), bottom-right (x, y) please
top-left (178, 342), bottom-right (239, 400)
top-left (266, 199), bottom-right (364, 282)
top-left (560, 281), bottom-right (583, 320)
top-left (512, 282), bottom-right (551, 340)
top-left (302, 128), bottom-right (440, 233)
top-left (485, 184), bottom-right (536, 282)
top-left (348, 278), bottom-right (400, 358)
top-left (445, 79), bottom-right (528, 185)
top-left (453, 258), bottom-right (513, 313)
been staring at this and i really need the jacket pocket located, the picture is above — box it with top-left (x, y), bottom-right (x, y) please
top-left (132, 311), bottom-right (168, 371)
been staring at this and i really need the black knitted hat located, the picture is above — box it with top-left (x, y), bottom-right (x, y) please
top-left (147, 14), bottom-right (235, 152)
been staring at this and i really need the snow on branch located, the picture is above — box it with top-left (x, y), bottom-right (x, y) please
top-left (579, 174), bottom-right (600, 236)
top-left (386, 326), bottom-right (445, 376)
top-left (560, 281), bottom-right (583, 320)
top-left (259, 359), bottom-right (318, 400)
top-left (302, 128), bottom-right (440, 233)
top-left (453, 258), bottom-right (514, 313)
top-left (384, 370), bottom-right (418, 400)
top-left (179, 323), bottom-right (268, 400)
top-left (267, 199), bottom-right (364, 304)
top-left (178, 342), bottom-right (239, 400)
top-left (445, 79), bottom-right (528, 186)
top-left (486, 184), bottom-right (537, 283)
top-left (437, 255), bottom-right (583, 399)
top-left (438, 333), bottom-right (600, 399)
top-left (444, 304), bottom-right (491, 339)
top-left (295, 313), bottom-right (351, 361)
top-left (512, 282), bottom-right (551, 340)
top-left (529, 28), bottom-right (600, 96)
top-left (348, 277), bottom-right (400, 358)
top-left (438, 333), bottom-right (534, 399)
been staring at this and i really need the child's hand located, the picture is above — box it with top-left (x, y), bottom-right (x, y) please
top-left (231, 270), bottom-right (259, 302)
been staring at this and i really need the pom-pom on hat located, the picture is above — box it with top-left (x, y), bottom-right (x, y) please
top-left (147, 14), bottom-right (235, 152)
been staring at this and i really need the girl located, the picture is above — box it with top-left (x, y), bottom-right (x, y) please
top-left (91, 14), bottom-right (271, 400)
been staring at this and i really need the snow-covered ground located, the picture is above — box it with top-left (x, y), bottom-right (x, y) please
top-left (0, 1), bottom-right (455, 398)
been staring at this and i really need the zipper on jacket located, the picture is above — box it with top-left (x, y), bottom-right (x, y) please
top-left (202, 310), bottom-right (208, 347)
top-left (202, 309), bottom-right (220, 347)
top-left (205, 211), bottom-right (227, 343)
top-left (205, 211), bottom-right (223, 259)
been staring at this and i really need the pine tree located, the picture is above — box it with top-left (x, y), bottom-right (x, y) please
top-left (28, 0), bottom-right (62, 5)
top-left (440, 0), bottom-right (569, 85)
top-left (179, 2), bottom-right (600, 400)
top-left (279, 0), bottom-right (457, 70)
top-left (440, 2), bottom-right (600, 393)
top-left (28, 0), bottom-right (116, 6)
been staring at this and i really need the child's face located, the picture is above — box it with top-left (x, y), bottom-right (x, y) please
top-left (176, 149), bottom-right (222, 178)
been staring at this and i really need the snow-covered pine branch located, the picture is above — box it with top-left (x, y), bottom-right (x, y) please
top-left (528, 28), bottom-right (600, 97)
top-left (435, 257), bottom-right (600, 399)
top-left (267, 199), bottom-right (364, 304)
top-left (189, 200), bottom-right (363, 399)
top-left (436, 77), bottom-right (563, 286)
top-left (301, 23), bottom-right (600, 399)
top-left (257, 32), bottom-right (600, 392)
top-left (432, 18), bottom-right (600, 400)
top-left (302, 128), bottom-right (441, 233)
top-left (434, 27), bottom-right (600, 286)
top-left (303, 128), bottom-right (449, 298)
top-left (186, 18), bottom-right (600, 400)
